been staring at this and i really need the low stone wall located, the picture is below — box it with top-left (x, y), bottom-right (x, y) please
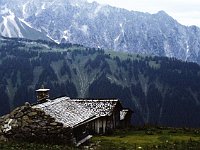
top-left (0, 104), bottom-right (73, 144)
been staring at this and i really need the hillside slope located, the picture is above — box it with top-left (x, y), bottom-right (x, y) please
top-left (0, 37), bottom-right (200, 127)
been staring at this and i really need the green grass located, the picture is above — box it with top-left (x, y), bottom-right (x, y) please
top-left (1, 128), bottom-right (200, 150)
top-left (0, 141), bottom-right (73, 150)
top-left (148, 60), bottom-right (160, 69)
top-left (105, 50), bottom-right (150, 61)
top-left (91, 128), bottom-right (200, 150)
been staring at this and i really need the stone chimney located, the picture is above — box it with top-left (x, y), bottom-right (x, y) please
top-left (35, 85), bottom-right (50, 103)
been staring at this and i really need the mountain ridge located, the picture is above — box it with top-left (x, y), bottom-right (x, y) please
top-left (1, 0), bottom-right (200, 64)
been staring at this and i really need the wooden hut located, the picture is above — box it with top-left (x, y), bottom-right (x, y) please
top-left (72, 99), bottom-right (124, 134)
top-left (1, 95), bottom-right (133, 146)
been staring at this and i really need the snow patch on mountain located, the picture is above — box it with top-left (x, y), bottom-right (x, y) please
top-left (80, 25), bottom-right (89, 35)
top-left (41, 3), bottom-right (46, 10)
top-left (0, 6), bottom-right (51, 41)
top-left (62, 30), bottom-right (71, 41)
top-left (0, 10), bottom-right (23, 37)
top-left (22, 2), bottom-right (28, 16)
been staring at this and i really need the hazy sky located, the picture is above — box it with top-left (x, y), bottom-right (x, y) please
top-left (87, 0), bottom-right (200, 27)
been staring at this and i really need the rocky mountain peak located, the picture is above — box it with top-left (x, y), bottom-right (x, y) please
top-left (0, 0), bottom-right (200, 64)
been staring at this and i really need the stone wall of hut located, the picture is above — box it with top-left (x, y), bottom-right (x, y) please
top-left (0, 104), bottom-right (73, 144)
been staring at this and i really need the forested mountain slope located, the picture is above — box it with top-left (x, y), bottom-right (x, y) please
top-left (0, 37), bottom-right (200, 127)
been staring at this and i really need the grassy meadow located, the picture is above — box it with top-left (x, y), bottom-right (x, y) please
top-left (90, 127), bottom-right (200, 150)
top-left (0, 128), bottom-right (200, 150)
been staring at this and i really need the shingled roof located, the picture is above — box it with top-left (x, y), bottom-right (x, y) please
top-left (71, 99), bottom-right (120, 117)
top-left (32, 97), bottom-right (97, 128)
top-left (32, 97), bottom-right (122, 128)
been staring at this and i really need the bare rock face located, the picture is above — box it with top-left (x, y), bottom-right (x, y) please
top-left (0, 104), bottom-right (73, 144)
